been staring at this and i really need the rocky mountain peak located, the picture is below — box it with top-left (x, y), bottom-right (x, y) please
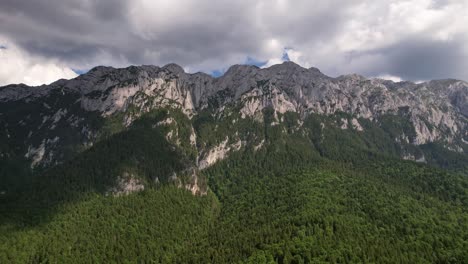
top-left (88, 65), bottom-right (115, 74)
top-left (223, 64), bottom-right (260, 77)
top-left (162, 63), bottom-right (185, 75)
top-left (269, 60), bottom-right (302, 71)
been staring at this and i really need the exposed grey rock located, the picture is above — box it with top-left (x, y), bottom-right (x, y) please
top-left (107, 172), bottom-right (145, 197)
top-left (198, 137), bottom-right (231, 170)
top-left (1, 61), bottom-right (467, 170)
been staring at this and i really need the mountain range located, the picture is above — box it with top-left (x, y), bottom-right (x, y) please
top-left (1, 62), bottom-right (467, 263)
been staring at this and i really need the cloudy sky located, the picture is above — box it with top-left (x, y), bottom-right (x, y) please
top-left (1, 0), bottom-right (468, 86)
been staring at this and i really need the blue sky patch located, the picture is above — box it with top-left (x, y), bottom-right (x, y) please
top-left (72, 68), bottom-right (89, 75)
top-left (210, 69), bottom-right (225, 78)
top-left (210, 56), bottom-right (268, 77)
top-left (281, 50), bottom-right (290, 61)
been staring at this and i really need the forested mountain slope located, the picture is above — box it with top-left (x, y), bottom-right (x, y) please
top-left (0, 62), bottom-right (467, 263)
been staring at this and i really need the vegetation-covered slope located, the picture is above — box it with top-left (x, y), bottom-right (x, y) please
top-left (1, 108), bottom-right (467, 263)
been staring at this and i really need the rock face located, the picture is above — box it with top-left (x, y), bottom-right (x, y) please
top-left (107, 172), bottom-right (145, 197)
top-left (198, 137), bottom-right (243, 170)
top-left (1, 61), bottom-right (467, 171)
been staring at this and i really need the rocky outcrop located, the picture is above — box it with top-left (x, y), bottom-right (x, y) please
top-left (24, 141), bottom-right (45, 168)
top-left (184, 169), bottom-right (207, 196)
top-left (351, 118), bottom-right (363, 131)
top-left (198, 137), bottom-right (243, 170)
top-left (24, 137), bottom-right (60, 168)
top-left (107, 172), bottom-right (145, 197)
top-left (239, 86), bottom-right (297, 120)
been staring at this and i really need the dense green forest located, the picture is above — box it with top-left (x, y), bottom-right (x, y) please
top-left (1, 108), bottom-right (467, 263)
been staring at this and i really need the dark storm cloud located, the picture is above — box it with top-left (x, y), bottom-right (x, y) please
top-left (1, 0), bottom-right (468, 83)
top-left (0, 0), bottom-right (351, 70)
top-left (381, 37), bottom-right (465, 81)
top-left (92, 0), bottom-right (128, 21)
top-left (258, 0), bottom-right (359, 44)
top-left (345, 36), bottom-right (467, 81)
top-left (0, 0), bottom-right (135, 66)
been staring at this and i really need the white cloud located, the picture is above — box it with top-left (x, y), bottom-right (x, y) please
top-left (374, 74), bottom-right (403, 82)
top-left (278, 0), bottom-right (468, 80)
top-left (0, 38), bottom-right (77, 86)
